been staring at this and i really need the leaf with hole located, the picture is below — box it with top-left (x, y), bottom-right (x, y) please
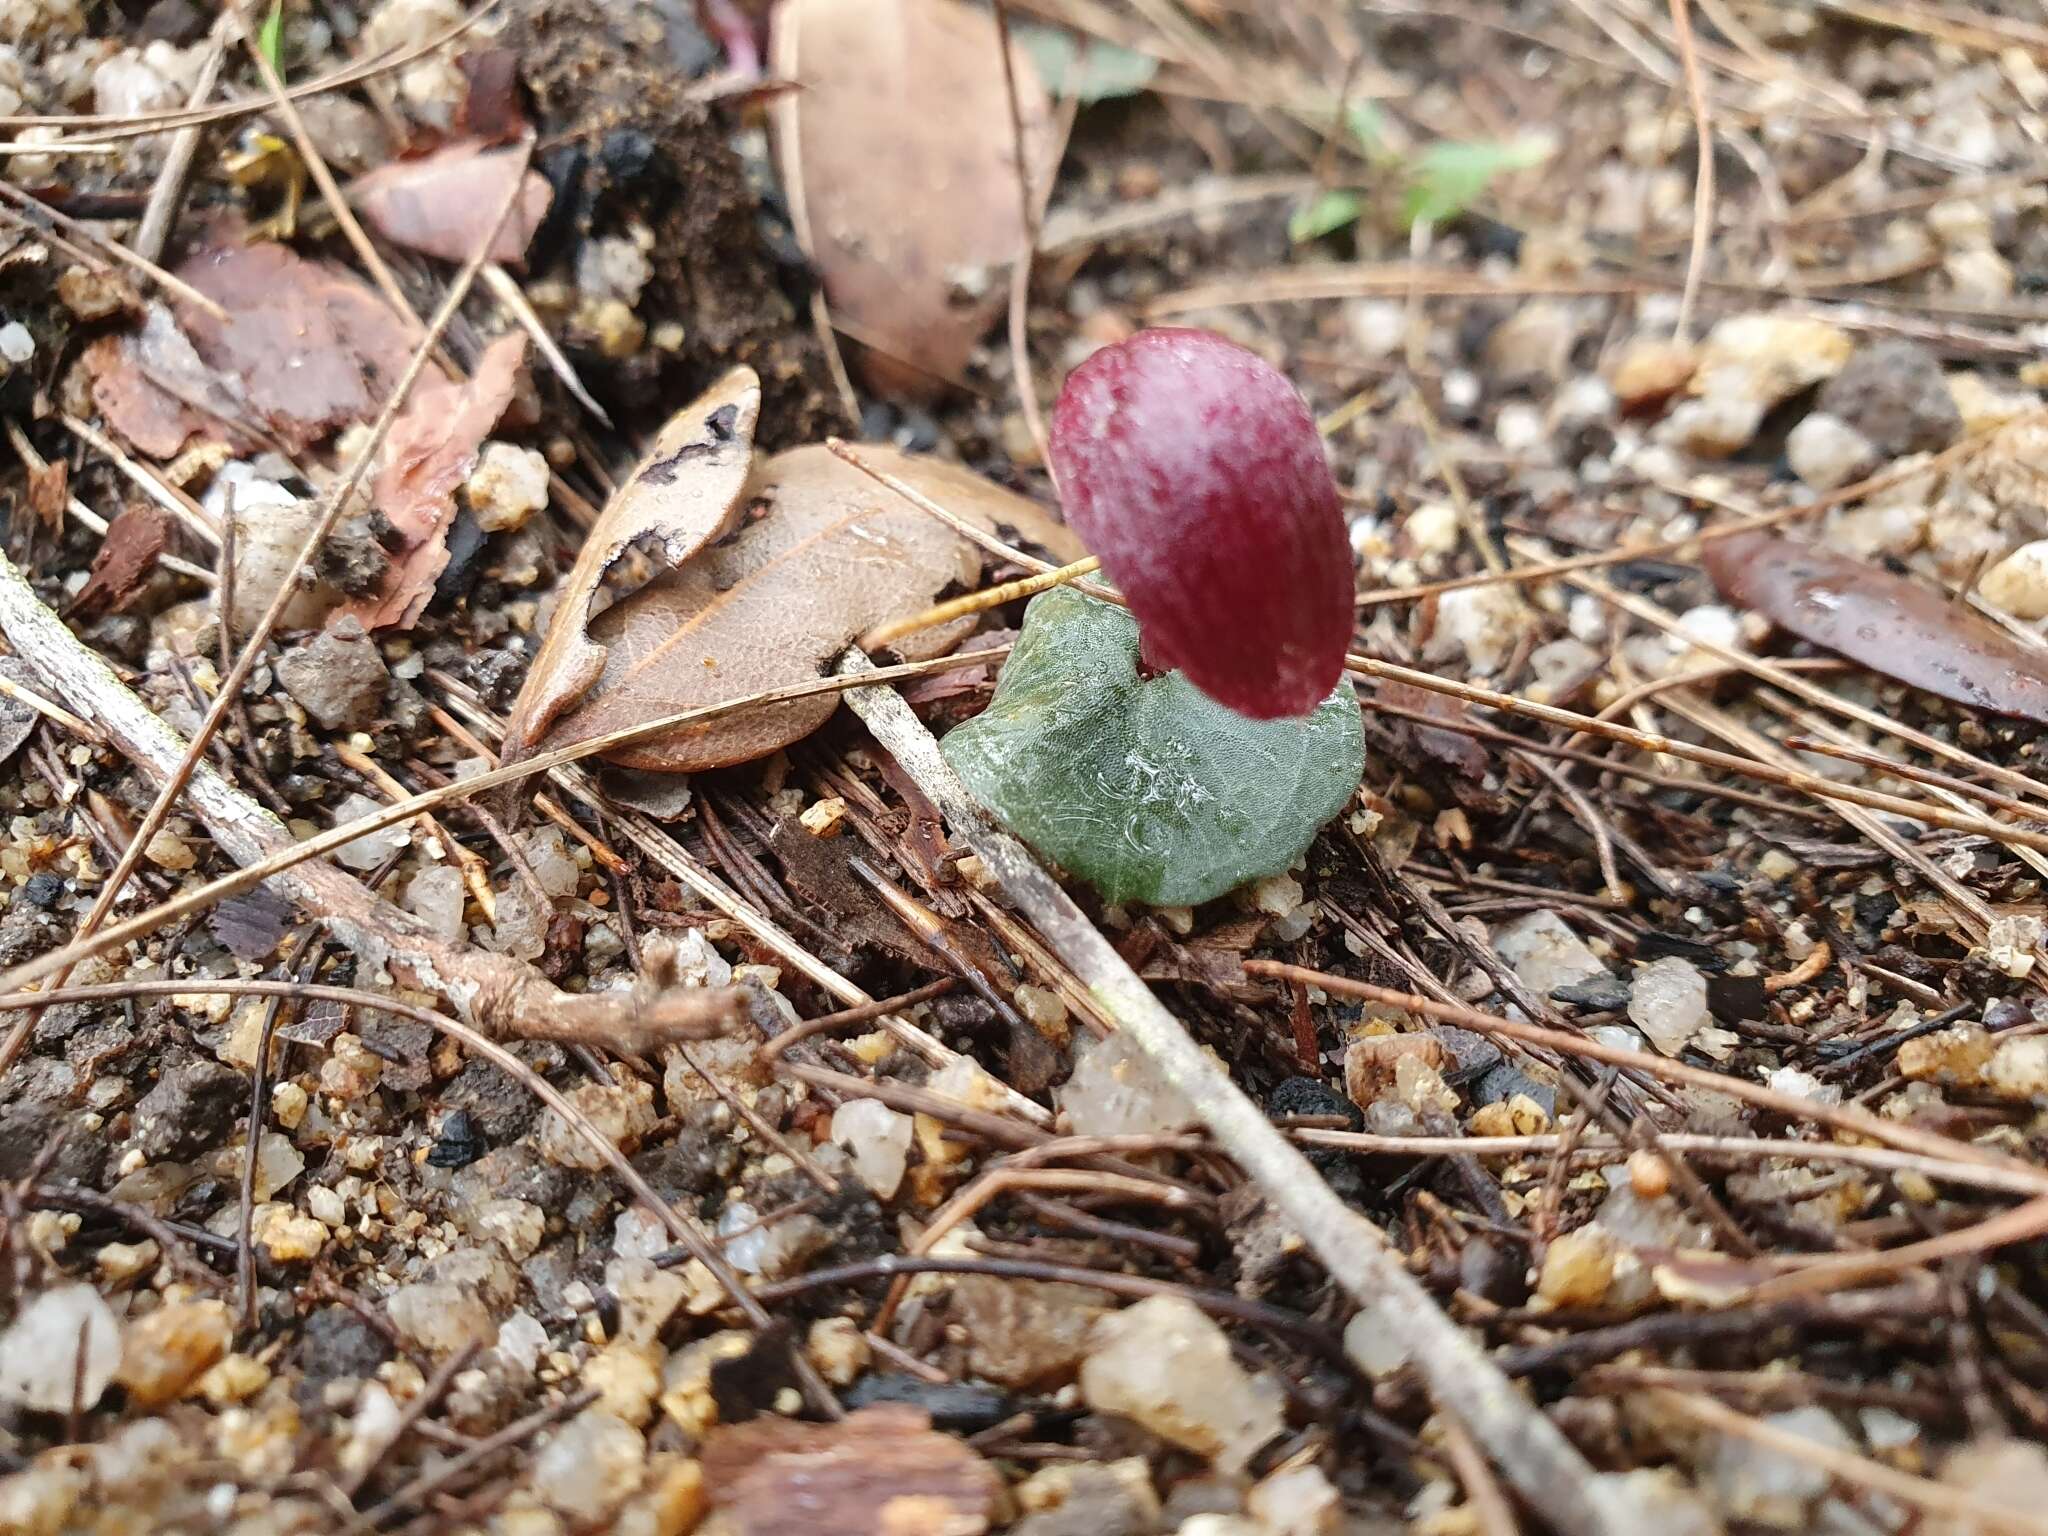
top-left (1704, 530), bottom-right (2048, 724)
top-left (524, 444), bottom-right (1084, 773)
top-left (500, 369), bottom-right (761, 768)
top-left (943, 587), bottom-right (1364, 906)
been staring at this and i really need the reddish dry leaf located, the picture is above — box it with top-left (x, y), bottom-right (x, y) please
top-left (334, 332), bottom-right (529, 632)
top-left (532, 443), bottom-right (1082, 773)
top-left (1704, 530), bottom-right (2048, 724)
top-left (499, 369), bottom-right (762, 767)
top-left (772, 0), bottom-right (1056, 396)
top-left (85, 335), bottom-right (202, 458)
top-left (456, 50), bottom-right (528, 142)
top-left (176, 240), bottom-right (416, 452)
top-left (70, 502), bottom-right (171, 616)
top-left (352, 142), bottom-right (552, 266)
top-left (702, 1405), bottom-right (1001, 1536)
top-left (24, 453), bottom-right (65, 536)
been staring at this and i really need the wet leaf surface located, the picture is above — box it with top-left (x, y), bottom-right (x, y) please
top-left (943, 587), bottom-right (1364, 906)
top-left (1704, 530), bottom-right (2048, 724)
top-left (530, 443), bottom-right (1079, 772)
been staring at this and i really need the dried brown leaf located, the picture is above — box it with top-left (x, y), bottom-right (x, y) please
top-left (532, 443), bottom-right (1081, 773)
top-left (772, 0), bottom-right (1056, 396)
top-left (24, 454), bottom-right (65, 536)
top-left (352, 142), bottom-right (552, 266)
top-left (1704, 531), bottom-right (2048, 725)
top-left (70, 503), bottom-right (170, 617)
top-left (176, 239), bottom-right (416, 452)
top-left (702, 1405), bottom-right (1001, 1536)
top-left (500, 368), bottom-right (762, 764)
top-left (335, 331), bottom-right (529, 632)
top-left (82, 331), bottom-right (213, 459)
top-left (456, 50), bottom-right (528, 143)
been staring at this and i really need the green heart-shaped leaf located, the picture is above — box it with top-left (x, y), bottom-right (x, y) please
top-left (942, 588), bottom-right (1364, 906)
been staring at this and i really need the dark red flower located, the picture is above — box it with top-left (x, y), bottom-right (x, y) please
top-left (1048, 328), bottom-right (1353, 719)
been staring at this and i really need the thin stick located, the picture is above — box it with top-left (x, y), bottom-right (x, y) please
top-left (1338, 648), bottom-right (2048, 855)
top-left (0, 977), bottom-right (785, 1342)
top-left (992, 1), bottom-right (1055, 470)
top-left (1666, 0), bottom-right (1714, 341)
top-left (0, 143), bottom-right (533, 1078)
top-left (0, 177), bottom-right (227, 320)
top-left (0, 647), bottom-right (1010, 1006)
top-left (1292, 1128), bottom-right (2046, 1197)
top-left (232, 0), bottom-right (416, 327)
top-left (860, 555), bottom-right (1100, 650)
top-left (0, 670), bottom-right (103, 745)
top-left (832, 650), bottom-right (1635, 1536)
top-left (827, 439), bottom-right (1121, 600)
top-left (1241, 961), bottom-right (2046, 1187)
top-left (1655, 1392), bottom-right (2048, 1535)
top-left (131, 10), bottom-right (233, 264)
top-left (0, 0), bottom-right (502, 135)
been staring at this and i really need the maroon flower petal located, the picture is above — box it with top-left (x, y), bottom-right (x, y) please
top-left (1048, 328), bottom-right (1353, 719)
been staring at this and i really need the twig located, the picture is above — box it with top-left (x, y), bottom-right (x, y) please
top-left (860, 555), bottom-right (1100, 650)
top-left (992, 2), bottom-right (1057, 471)
top-left (1242, 961), bottom-right (2048, 1188)
top-left (337, 1341), bottom-right (481, 1501)
top-left (0, 550), bottom-right (740, 1054)
top-left (0, 177), bottom-right (227, 320)
top-left (0, 646), bottom-right (1012, 1015)
top-left (0, 669), bottom-right (102, 745)
top-left (831, 649), bottom-right (1636, 1536)
top-left (1666, 0), bottom-right (1714, 342)
top-left (1654, 1391), bottom-right (2048, 1535)
top-left (0, 136), bottom-right (534, 1078)
top-left (131, 10), bottom-right (234, 264)
top-left (356, 1388), bottom-right (596, 1529)
top-left (0, 0), bottom-right (502, 136)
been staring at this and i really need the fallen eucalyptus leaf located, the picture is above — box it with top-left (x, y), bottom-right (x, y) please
top-left (500, 368), bottom-right (762, 766)
top-left (943, 587), bottom-right (1364, 906)
top-left (1704, 531), bottom-right (2048, 725)
top-left (772, 0), bottom-right (1056, 396)
top-left (530, 444), bottom-right (1082, 773)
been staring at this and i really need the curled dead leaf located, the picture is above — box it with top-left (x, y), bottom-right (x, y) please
top-left (499, 368), bottom-right (762, 764)
top-left (351, 141), bottom-right (552, 266)
top-left (521, 442), bottom-right (1081, 773)
top-left (1704, 530), bottom-right (2048, 725)
top-left (772, 0), bottom-right (1056, 396)
top-left (335, 331), bottom-right (529, 632)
